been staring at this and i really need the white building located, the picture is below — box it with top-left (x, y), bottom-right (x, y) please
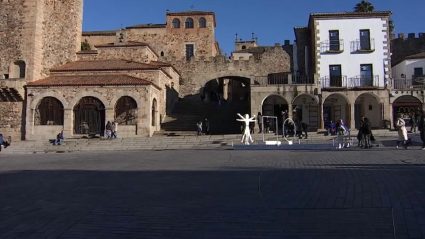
top-left (294, 11), bottom-right (393, 129)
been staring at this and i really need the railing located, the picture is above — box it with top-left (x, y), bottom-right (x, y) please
top-left (292, 75), bottom-right (314, 84)
top-left (318, 75), bottom-right (348, 88)
top-left (393, 77), bottom-right (425, 89)
top-left (320, 40), bottom-right (344, 53)
top-left (350, 38), bottom-right (375, 52)
top-left (349, 75), bottom-right (380, 87)
top-left (267, 73), bottom-right (289, 85)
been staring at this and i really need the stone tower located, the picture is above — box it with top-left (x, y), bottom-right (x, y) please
top-left (0, 0), bottom-right (84, 140)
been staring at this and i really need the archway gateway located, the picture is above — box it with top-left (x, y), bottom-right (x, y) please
top-left (262, 94), bottom-right (288, 132)
top-left (292, 94), bottom-right (319, 128)
top-left (323, 94), bottom-right (350, 129)
top-left (73, 96), bottom-right (105, 135)
top-left (392, 95), bottom-right (422, 127)
top-left (354, 93), bottom-right (381, 129)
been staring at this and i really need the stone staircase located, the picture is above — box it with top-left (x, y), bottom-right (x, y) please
top-left (0, 130), bottom-right (411, 155)
top-left (158, 99), bottom-right (250, 135)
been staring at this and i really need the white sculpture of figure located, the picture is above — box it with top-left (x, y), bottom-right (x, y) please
top-left (237, 113), bottom-right (256, 145)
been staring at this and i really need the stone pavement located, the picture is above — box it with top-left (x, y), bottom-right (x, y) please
top-left (2, 130), bottom-right (423, 154)
top-left (1, 150), bottom-right (425, 238)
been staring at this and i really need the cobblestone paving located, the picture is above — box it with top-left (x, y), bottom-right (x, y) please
top-left (1, 150), bottom-right (425, 238)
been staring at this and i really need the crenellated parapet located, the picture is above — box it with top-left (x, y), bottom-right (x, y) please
top-left (391, 32), bottom-right (425, 67)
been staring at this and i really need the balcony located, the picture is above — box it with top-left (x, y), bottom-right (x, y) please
top-left (320, 40), bottom-right (344, 54)
top-left (349, 75), bottom-right (380, 88)
top-left (350, 39), bottom-right (375, 53)
top-left (318, 75), bottom-right (348, 89)
top-left (252, 74), bottom-right (314, 86)
top-left (292, 75), bottom-right (314, 84)
top-left (392, 76), bottom-right (425, 89)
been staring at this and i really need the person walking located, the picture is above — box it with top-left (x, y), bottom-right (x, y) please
top-left (204, 118), bottom-right (210, 135)
top-left (264, 118), bottom-right (270, 134)
top-left (301, 121), bottom-right (309, 139)
top-left (105, 121), bottom-right (112, 138)
top-left (357, 116), bottom-right (365, 147)
top-left (196, 120), bottom-right (202, 136)
top-left (410, 112), bottom-right (417, 133)
top-left (396, 113), bottom-right (408, 149)
top-left (111, 122), bottom-right (118, 138)
top-left (257, 112), bottom-right (263, 134)
top-left (419, 111), bottom-right (425, 150)
top-left (361, 117), bottom-right (372, 148)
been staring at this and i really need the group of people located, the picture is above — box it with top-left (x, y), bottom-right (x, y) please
top-left (105, 121), bottom-right (118, 138)
top-left (396, 112), bottom-right (425, 150)
top-left (326, 119), bottom-right (350, 136)
top-left (196, 119), bottom-right (210, 136)
top-left (357, 117), bottom-right (373, 148)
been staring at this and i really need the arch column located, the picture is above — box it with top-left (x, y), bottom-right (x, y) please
top-left (319, 103), bottom-right (324, 130)
top-left (288, 104), bottom-right (293, 119)
top-left (349, 103), bottom-right (355, 129)
top-left (105, 107), bottom-right (114, 123)
top-left (63, 109), bottom-right (73, 137)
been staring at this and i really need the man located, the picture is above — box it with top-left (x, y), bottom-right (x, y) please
top-left (204, 118), bottom-right (210, 135)
top-left (357, 116), bottom-right (365, 147)
top-left (419, 111), bottom-right (425, 150)
top-left (361, 117), bottom-right (372, 149)
top-left (301, 121), bottom-right (309, 139)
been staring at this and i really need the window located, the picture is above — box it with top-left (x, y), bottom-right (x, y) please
top-left (241, 45), bottom-right (246, 50)
top-left (115, 96), bottom-right (138, 125)
top-left (414, 67), bottom-right (423, 77)
top-left (160, 51), bottom-right (164, 57)
top-left (11, 60), bottom-right (26, 78)
top-left (329, 65), bottom-right (342, 87)
top-left (185, 18), bottom-right (194, 28)
top-left (360, 64), bottom-right (373, 86)
top-left (329, 30), bottom-right (340, 51)
top-left (4, 74), bottom-right (9, 79)
top-left (172, 18), bottom-right (180, 28)
top-left (36, 97), bottom-right (64, 125)
top-left (199, 17), bottom-right (206, 28)
top-left (186, 44), bottom-right (194, 61)
top-left (360, 30), bottom-right (371, 50)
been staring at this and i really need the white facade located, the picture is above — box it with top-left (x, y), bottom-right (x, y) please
top-left (316, 18), bottom-right (389, 87)
top-left (392, 58), bottom-right (425, 79)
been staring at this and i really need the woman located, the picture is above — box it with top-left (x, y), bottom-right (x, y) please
top-left (111, 122), bottom-right (117, 138)
top-left (105, 121), bottom-right (112, 138)
top-left (396, 113), bottom-right (408, 148)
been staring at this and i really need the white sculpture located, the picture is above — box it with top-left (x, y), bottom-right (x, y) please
top-left (237, 113), bottom-right (256, 145)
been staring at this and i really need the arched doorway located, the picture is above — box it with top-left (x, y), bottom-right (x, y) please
top-left (115, 96), bottom-right (138, 125)
top-left (262, 94), bottom-right (288, 132)
top-left (354, 93), bottom-right (381, 129)
top-left (204, 77), bottom-right (250, 103)
top-left (393, 95), bottom-right (422, 126)
top-left (73, 96), bottom-right (105, 135)
top-left (152, 99), bottom-right (157, 127)
top-left (323, 94), bottom-right (350, 129)
top-left (292, 94), bottom-right (319, 128)
top-left (35, 97), bottom-right (64, 125)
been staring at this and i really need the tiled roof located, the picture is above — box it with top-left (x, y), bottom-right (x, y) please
top-left (310, 11), bottom-right (392, 18)
top-left (148, 61), bottom-right (181, 76)
top-left (95, 41), bottom-right (150, 48)
top-left (233, 46), bottom-right (274, 54)
top-left (82, 30), bottom-right (116, 36)
top-left (126, 23), bottom-right (166, 29)
top-left (27, 75), bottom-right (156, 87)
top-left (405, 52), bottom-right (425, 60)
top-left (167, 11), bottom-right (215, 16)
top-left (50, 59), bottom-right (166, 72)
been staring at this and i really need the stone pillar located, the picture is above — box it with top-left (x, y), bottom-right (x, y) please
top-left (223, 79), bottom-right (229, 100)
top-left (319, 104), bottom-right (324, 130)
top-left (227, 79), bottom-right (233, 102)
top-left (63, 109), bottom-right (73, 138)
top-left (349, 103), bottom-right (355, 130)
top-left (288, 104), bottom-right (293, 119)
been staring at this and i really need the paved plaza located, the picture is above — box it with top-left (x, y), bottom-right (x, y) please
top-left (1, 149), bottom-right (425, 238)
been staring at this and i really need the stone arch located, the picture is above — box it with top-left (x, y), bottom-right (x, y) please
top-left (392, 95), bottom-right (423, 126)
top-left (35, 97), bottom-right (65, 126)
top-left (242, 45), bottom-right (246, 50)
top-left (292, 93), bottom-right (319, 128)
top-left (30, 92), bottom-right (67, 110)
top-left (323, 93), bottom-right (352, 128)
top-left (292, 93), bottom-right (319, 105)
top-left (110, 92), bottom-right (142, 111)
top-left (393, 95), bottom-right (423, 104)
top-left (114, 96), bottom-right (138, 125)
top-left (323, 93), bottom-right (352, 105)
top-left (152, 98), bottom-right (158, 127)
top-left (261, 94), bottom-right (290, 106)
top-left (199, 71), bottom-right (252, 87)
top-left (68, 91), bottom-right (110, 109)
top-left (354, 93), bottom-right (382, 128)
top-left (261, 94), bottom-right (289, 132)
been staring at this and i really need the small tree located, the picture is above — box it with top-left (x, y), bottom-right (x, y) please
top-left (354, 0), bottom-right (375, 12)
top-left (389, 18), bottom-right (395, 34)
top-left (81, 39), bottom-right (91, 51)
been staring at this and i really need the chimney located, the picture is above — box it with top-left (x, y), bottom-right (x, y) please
top-left (274, 43), bottom-right (281, 47)
top-left (398, 33), bottom-right (405, 39)
top-left (408, 33), bottom-right (416, 39)
top-left (419, 33), bottom-right (425, 39)
top-left (284, 40), bottom-right (290, 45)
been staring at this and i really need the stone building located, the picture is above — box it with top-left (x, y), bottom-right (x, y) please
top-left (0, 0), bottom-right (83, 140)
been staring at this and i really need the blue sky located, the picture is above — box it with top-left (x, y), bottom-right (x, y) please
top-left (83, 0), bottom-right (425, 55)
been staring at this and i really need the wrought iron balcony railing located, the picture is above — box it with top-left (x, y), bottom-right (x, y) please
top-left (318, 75), bottom-right (348, 88)
top-left (349, 75), bottom-right (380, 87)
top-left (292, 75), bottom-right (314, 84)
top-left (350, 38), bottom-right (375, 52)
top-left (320, 40), bottom-right (344, 53)
top-left (392, 77), bottom-right (425, 89)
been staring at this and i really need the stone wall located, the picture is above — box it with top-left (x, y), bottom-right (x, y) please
top-left (0, 102), bottom-right (24, 141)
top-left (391, 33), bottom-right (425, 66)
top-left (294, 27), bottom-right (311, 75)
